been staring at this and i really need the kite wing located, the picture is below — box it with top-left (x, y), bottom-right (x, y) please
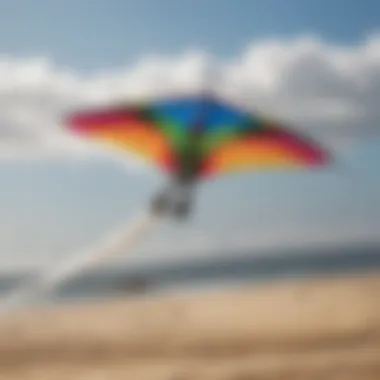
top-left (65, 97), bottom-right (211, 175)
top-left (65, 104), bottom-right (178, 174)
top-left (195, 98), bottom-right (330, 178)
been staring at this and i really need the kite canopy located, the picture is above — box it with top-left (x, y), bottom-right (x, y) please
top-left (66, 94), bottom-right (330, 179)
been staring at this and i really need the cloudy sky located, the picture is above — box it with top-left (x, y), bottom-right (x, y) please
top-left (0, 0), bottom-right (379, 271)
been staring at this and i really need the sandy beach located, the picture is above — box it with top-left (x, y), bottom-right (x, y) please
top-left (0, 272), bottom-right (379, 379)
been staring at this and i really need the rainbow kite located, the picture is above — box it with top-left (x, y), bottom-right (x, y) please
top-left (66, 94), bottom-right (330, 219)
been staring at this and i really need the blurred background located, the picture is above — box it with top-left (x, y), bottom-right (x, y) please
top-left (0, 1), bottom-right (379, 378)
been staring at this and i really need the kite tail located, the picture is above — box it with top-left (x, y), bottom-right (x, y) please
top-left (0, 207), bottom-right (161, 315)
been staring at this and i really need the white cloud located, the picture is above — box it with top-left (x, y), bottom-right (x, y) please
top-left (0, 34), bottom-right (379, 165)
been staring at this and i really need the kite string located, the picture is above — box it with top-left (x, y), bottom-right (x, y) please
top-left (0, 208), bottom-right (161, 315)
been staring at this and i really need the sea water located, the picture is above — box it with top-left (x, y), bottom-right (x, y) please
top-left (0, 242), bottom-right (379, 305)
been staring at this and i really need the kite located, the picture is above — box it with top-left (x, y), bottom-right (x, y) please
top-left (66, 93), bottom-right (330, 219)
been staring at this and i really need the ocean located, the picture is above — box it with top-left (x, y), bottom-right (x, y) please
top-left (0, 242), bottom-right (379, 305)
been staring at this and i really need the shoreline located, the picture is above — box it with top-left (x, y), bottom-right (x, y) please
top-left (0, 273), bottom-right (379, 379)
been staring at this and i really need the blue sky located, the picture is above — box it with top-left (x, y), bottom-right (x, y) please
top-left (0, 0), bottom-right (379, 271)
top-left (1, 0), bottom-right (379, 70)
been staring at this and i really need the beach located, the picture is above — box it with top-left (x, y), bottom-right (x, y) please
top-left (0, 272), bottom-right (379, 379)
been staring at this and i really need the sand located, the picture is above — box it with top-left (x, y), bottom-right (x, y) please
top-left (0, 272), bottom-right (379, 379)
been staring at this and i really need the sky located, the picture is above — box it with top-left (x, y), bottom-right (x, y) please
top-left (0, 0), bottom-right (379, 271)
